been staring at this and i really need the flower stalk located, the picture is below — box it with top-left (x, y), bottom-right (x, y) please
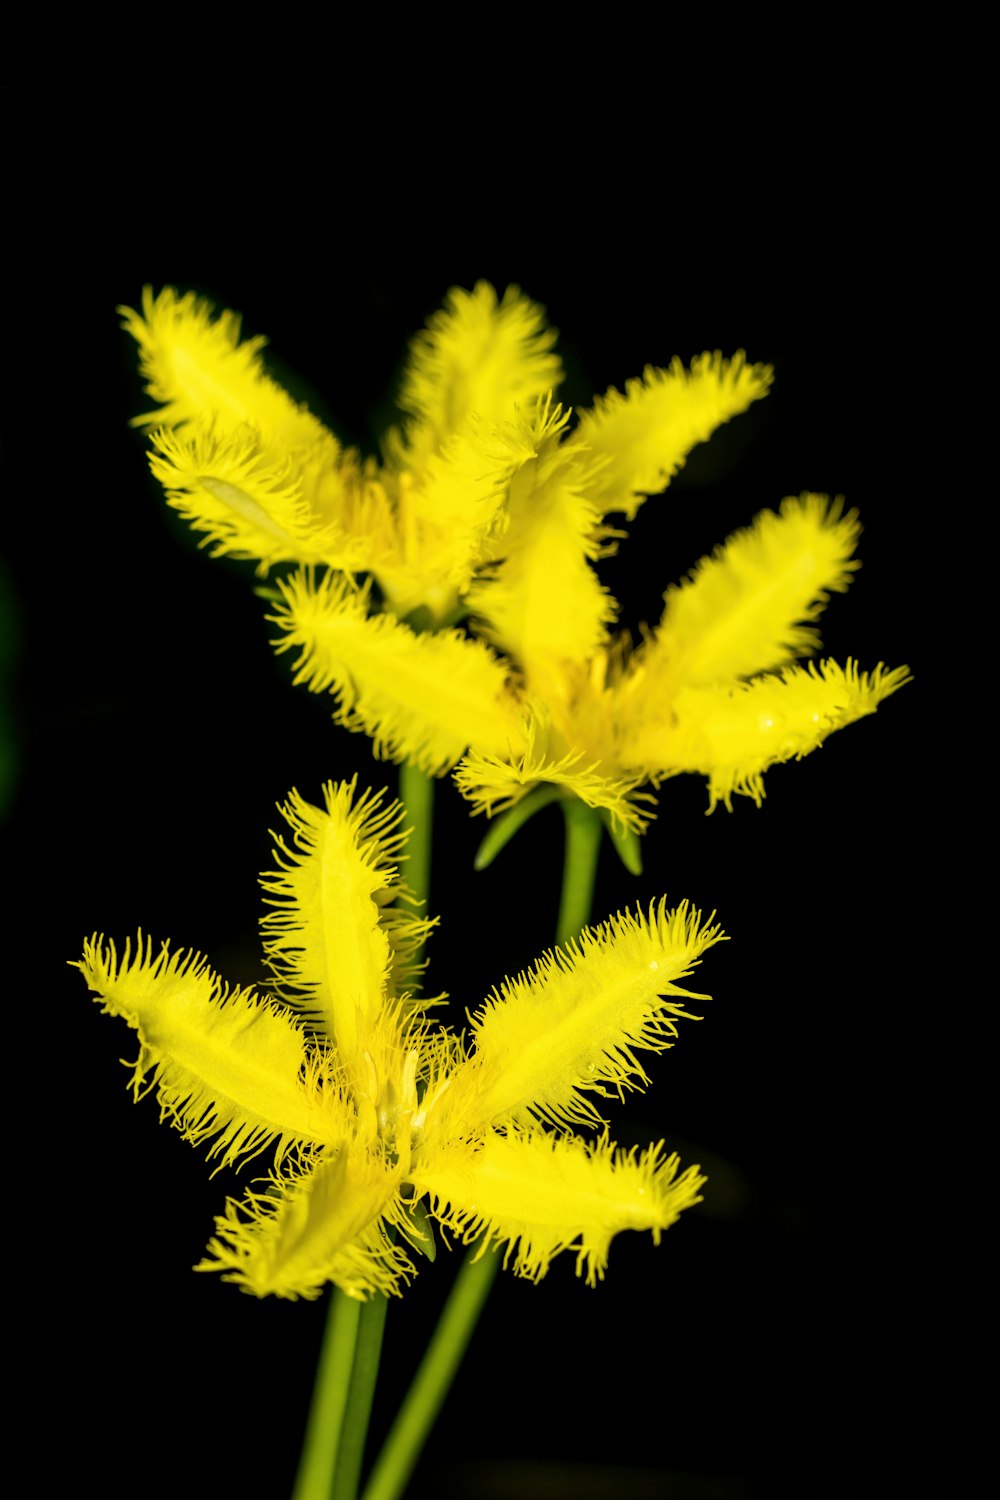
top-left (360, 797), bottom-right (605, 1500)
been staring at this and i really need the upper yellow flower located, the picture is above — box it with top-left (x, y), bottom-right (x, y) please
top-left (122, 284), bottom-right (907, 825)
top-left (75, 779), bottom-right (722, 1298)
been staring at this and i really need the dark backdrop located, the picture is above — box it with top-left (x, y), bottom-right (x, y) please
top-left (5, 97), bottom-right (931, 1500)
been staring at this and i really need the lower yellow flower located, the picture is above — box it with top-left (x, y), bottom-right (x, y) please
top-left (74, 780), bottom-right (723, 1300)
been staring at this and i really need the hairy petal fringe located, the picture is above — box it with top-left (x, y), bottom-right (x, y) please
top-left (415, 1130), bottom-right (705, 1286)
top-left (654, 494), bottom-right (862, 684)
top-left (434, 900), bottom-right (725, 1136)
top-left (74, 934), bottom-right (347, 1167)
top-left (628, 658), bottom-right (912, 811)
top-left (574, 351), bottom-right (773, 518)
top-left (197, 1146), bottom-right (411, 1300)
top-left (270, 570), bottom-right (525, 775)
top-left (260, 778), bottom-right (435, 1060)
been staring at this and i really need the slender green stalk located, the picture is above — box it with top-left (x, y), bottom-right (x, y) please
top-left (360, 796), bottom-right (605, 1500)
top-left (331, 1293), bottom-right (391, 1500)
top-left (292, 764), bottom-right (435, 1500)
top-left (556, 798), bottom-right (604, 945)
top-left (292, 1293), bottom-right (362, 1500)
top-left (360, 1246), bottom-right (500, 1500)
top-left (399, 759), bottom-right (433, 909)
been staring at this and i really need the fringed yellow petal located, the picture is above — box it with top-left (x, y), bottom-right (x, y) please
top-left (467, 398), bottom-right (616, 678)
top-left (197, 1146), bottom-right (411, 1300)
top-left (388, 282), bottom-right (562, 473)
top-left (447, 900), bottom-right (725, 1133)
top-left (453, 712), bottom-right (653, 834)
top-left (120, 286), bottom-right (330, 452)
top-left (655, 495), bottom-right (861, 684)
top-left (148, 422), bottom-right (329, 569)
top-left (631, 658), bottom-right (912, 811)
top-left (261, 779), bottom-right (434, 1059)
top-left (74, 934), bottom-right (346, 1166)
top-left (415, 1130), bottom-right (705, 1286)
top-left (270, 571), bottom-right (525, 775)
top-left (383, 423), bottom-right (514, 615)
top-left (574, 351), bottom-right (773, 518)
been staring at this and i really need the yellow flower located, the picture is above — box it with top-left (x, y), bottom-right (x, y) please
top-left (74, 779), bottom-right (722, 1299)
top-left (456, 492), bottom-right (911, 830)
top-left (122, 285), bottom-right (907, 824)
top-left (120, 283), bottom-right (775, 783)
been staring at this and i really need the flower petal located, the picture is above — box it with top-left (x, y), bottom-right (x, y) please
top-left (388, 282), bottom-right (561, 473)
top-left (573, 351), bottom-right (772, 518)
top-left (120, 286), bottom-right (330, 452)
top-left (628, 657), bottom-right (912, 810)
top-left (261, 779), bottom-right (435, 1061)
top-left (271, 571), bottom-right (525, 775)
top-left (197, 1146), bottom-right (411, 1300)
top-left (74, 935), bottom-right (346, 1167)
top-left (467, 399), bottom-right (616, 680)
top-left (434, 900), bottom-right (724, 1134)
top-left (414, 1129), bottom-right (704, 1286)
top-left (653, 494), bottom-right (861, 685)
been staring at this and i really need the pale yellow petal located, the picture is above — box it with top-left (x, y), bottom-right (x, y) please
top-left (574, 351), bottom-right (773, 518)
top-left (388, 282), bottom-right (561, 472)
top-left (432, 900), bottom-right (724, 1137)
top-left (467, 399), bottom-right (615, 678)
top-left (627, 658), bottom-right (911, 810)
top-left (655, 494), bottom-right (861, 684)
top-left (74, 934), bottom-right (346, 1167)
top-left (120, 286), bottom-right (331, 452)
top-left (197, 1146), bottom-right (411, 1300)
top-left (413, 1130), bottom-right (704, 1286)
top-left (453, 710), bottom-right (652, 833)
top-left (261, 779), bottom-right (434, 1062)
top-left (271, 571), bottom-right (525, 774)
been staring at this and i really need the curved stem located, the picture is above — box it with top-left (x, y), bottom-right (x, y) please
top-left (292, 763), bottom-right (435, 1500)
top-left (360, 797), bottom-right (605, 1500)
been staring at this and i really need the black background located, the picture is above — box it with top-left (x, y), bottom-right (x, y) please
top-left (5, 93), bottom-right (935, 1500)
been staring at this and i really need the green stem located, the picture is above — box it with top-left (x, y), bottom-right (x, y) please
top-left (292, 763), bottom-right (435, 1500)
top-left (360, 796), bottom-right (605, 1500)
top-left (360, 1247), bottom-right (500, 1500)
top-left (399, 759), bottom-right (433, 911)
top-left (330, 1294), bottom-right (391, 1500)
top-left (292, 1293), bottom-right (362, 1500)
top-left (556, 798), bottom-right (604, 945)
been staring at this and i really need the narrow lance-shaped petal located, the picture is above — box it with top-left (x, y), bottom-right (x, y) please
top-left (628, 658), bottom-right (912, 811)
top-left (120, 286), bottom-right (331, 453)
top-left (74, 935), bottom-right (345, 1166)
top-left (387, 282), bottom-right (562, 474)
top-left (654, 494), bottom-right (861, 685)
top-left (148, 422), bottom-right (350, 571)
top-left (573, 351), bottom-right (773, 519)
top-left (260, 779), bottom-right (434, 1062)
top-left (271, 571), bottom-right (526, 775)
top-left (197, 1146), bottom-right (412, 1301)
top-left (413, 1130), bottom-right (706, 1287)
top-left (432, 899), bottom-right (725, 1137)
top-left (467, 400), bottom-right (616, 688)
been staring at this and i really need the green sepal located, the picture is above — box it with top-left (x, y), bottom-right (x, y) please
top-left (601, 809), bottom-right (643, 875)
top-left (473, 784), bottom-right (564, 870)
top-left (406, 1196), bottom-right (437, 1262)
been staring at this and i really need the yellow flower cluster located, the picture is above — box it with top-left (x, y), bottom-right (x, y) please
top-left (75, 780), bottom-right (721, 1298)
top-left (123, 284), bottom-right (908, 831)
